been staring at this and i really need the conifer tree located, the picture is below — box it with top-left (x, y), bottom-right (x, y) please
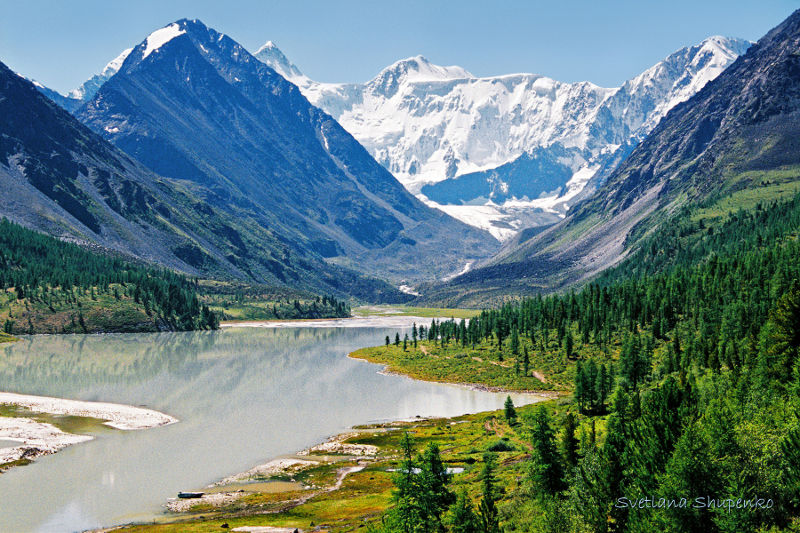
top-left (417, 442), bottom-right (455, 530)
top-left (560, 412), bottom-right (579, 468)
top-left (510, 327), bottom-right (519, 356)
top-left (523, 346), bottom-right (530, 377)
top-left (447, 491), bottom-right (480, 533)
top-left (504, 396), bottom-right (516, 424)
top-left (477, 453), bottom-right (501, 533)
top-left (529, 406), bottom-right (564, 495)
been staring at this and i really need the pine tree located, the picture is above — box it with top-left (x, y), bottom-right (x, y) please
top-left (781, 425), bottom-right (800, 510)
top-left (504, 396), bottom-right (516, 424)
top-left (563, 330), bottom-right (574, 359)
top-left (477, 453), bottom-right (501, 533)
top-left (387, 432), bottom-right (422, 532)
top-left (447, 491), bottom-right (480, 533)
top-left (529, 406), bottom-right (564, 495)
top-left (510, 327), bottom-right (519, 356)
top-left (395, 333), bottom-right (401, 346)
top-left (417, 442), bottom-right (455, 530)
top-left (523, 345), bottom-right (530, 377)
top-left (561, 412), bottom-right (579, 469)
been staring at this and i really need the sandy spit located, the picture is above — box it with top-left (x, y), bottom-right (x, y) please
top-left (0, 416), bottom-right (92, 464)
top-left (0, 392), bottom-right (177, 466)
top-left (0, 392), bottom-right (178, 430)
top-left (216, 457), bottom-right (319, 485)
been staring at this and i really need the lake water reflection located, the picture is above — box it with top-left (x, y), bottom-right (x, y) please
top-left (0, 321), bottom-right (542, 532)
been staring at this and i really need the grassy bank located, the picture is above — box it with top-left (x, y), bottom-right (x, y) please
top-left (348, 317), bottom-right (623, 393)
top-left (115, 398), bottom-right (567, 532)
top-left (0, 332), bottom-right (17, 342)
top-left (350, 342), bottom-right (565, 392)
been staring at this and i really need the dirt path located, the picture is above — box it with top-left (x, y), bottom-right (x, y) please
top-left (532, 371), bottom-right (547, 383)
top-left (484, 418), bottom-right (505, 438)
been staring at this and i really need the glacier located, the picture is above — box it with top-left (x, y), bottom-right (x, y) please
top-left (255, 37), bottom-right (751, 240)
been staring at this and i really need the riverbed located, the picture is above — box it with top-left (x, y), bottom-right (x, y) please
top-left (0, 318), bottom-right (544, 532)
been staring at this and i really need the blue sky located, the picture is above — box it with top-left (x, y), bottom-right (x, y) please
top-left (1, 0), bottom-right (796, 94)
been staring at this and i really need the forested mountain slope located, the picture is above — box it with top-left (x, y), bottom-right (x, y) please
top-left (0, 58), bottom-right (403, 301)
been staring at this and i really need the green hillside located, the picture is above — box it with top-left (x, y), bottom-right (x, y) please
top-left (0, 218), bottom-right (218, 334)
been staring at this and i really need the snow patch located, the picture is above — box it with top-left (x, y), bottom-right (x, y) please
top-left (442, 261), bottom-right (473, 282)
top-left (104, 47), bottom-right (132, 75)
top-left (142, 23), bottom-right (186, 60)
top-left (398, 284), bottom-right (420, 296)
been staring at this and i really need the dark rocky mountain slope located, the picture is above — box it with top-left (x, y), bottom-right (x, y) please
top-left (77, 19), bottom-right (498, 285)
top-left (0, 59), bottom-right (403, 301)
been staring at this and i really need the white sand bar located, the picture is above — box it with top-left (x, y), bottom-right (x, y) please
top-left (0, 417), bottom-right (92, 464)
top-left (0, 392), bottom-right (178, 430)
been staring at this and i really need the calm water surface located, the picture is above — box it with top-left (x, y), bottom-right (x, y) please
top-left (0, 320), bottom-right (543, 532)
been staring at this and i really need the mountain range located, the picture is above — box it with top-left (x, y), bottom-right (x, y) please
top-left (1, 20), bottom-right (502, 301)
top-left (40, 32), bottom-right (750, 242)
top-left (9, 12), bottom-right (797, 307)
top-left (421, 8), bottom-right (800, 305)
top-left (0, 58), bottom-right (416, 301)
top-left (76, 20), bottom-right (497, 285)
top-left (255, 37), bottom-right (751, 240)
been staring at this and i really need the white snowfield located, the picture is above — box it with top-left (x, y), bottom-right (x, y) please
top-left (0, 392), bottom-right (177, 465)
top-left (255, 37), bottom-right (751, 239)
top-left (55, 32), bottom-right (750, 242)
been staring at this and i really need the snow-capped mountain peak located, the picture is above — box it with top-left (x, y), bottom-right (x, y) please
top-left (253, 40), bottom-right (306, 83)
top-left (369, 56), bottom-right (473, 95)
top-left (251, 36), bottom-right (750, 240)
top-left (68, 47), bottom-right (132, 100)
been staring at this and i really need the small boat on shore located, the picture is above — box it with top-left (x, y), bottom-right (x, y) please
top-left (177, 491), bottom-right (204, 499)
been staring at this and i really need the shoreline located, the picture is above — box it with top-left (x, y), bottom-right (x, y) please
top-left (0, 392), bottom-right (178, 468)
top-left (347, 350), bottom-right (564, 397)
top-left (221, 315), bottom-right (429, 329)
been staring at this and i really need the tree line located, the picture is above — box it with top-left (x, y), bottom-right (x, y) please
top-left (0, 218), bottom-right (218, 332)
top-left (376, 192), bottom-right (800, 531)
